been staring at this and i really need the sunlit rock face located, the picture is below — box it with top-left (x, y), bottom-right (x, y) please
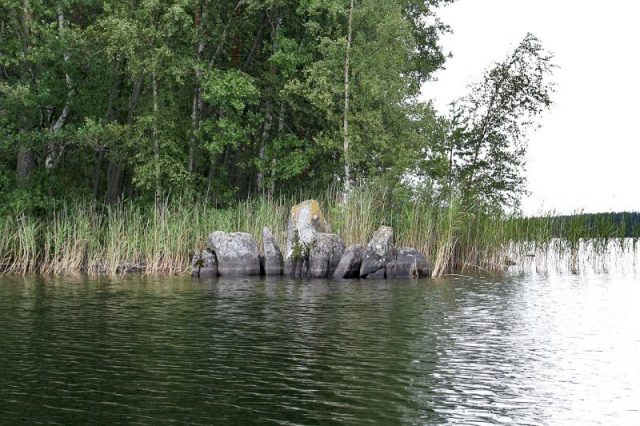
top-left (208, 231), bottom-right (261, 276)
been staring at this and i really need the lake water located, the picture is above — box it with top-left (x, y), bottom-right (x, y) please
top-left (1, 271), bottom-right (639, 425)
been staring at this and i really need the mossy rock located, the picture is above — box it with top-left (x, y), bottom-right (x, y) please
top-left (285, 200), bottom-right (331, 258)
top-left (284, 200), bottom-right (331, 277)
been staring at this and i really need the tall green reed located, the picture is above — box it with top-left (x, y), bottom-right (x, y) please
top-left (0, 185), bottom-right (635, 276)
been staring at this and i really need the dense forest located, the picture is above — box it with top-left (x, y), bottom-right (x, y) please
top-left (1, 0), bottom-right (556, 213)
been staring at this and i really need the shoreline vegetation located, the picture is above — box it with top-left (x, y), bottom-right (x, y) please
top-left (1, 185), bottom-right (637, 277)
top-left (2, 2), bottom-right (591, 277)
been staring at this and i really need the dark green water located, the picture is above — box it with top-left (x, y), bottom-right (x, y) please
top-left (1, 273), bottom-right (639, 425)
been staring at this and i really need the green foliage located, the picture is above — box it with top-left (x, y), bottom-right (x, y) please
top-left (1, 0), bottom-right (457, 202)
top-left (200, 68), bottom-right (259, 156)
top-left (0, 0), bottom-right (574, 263)
top-left (439, 34), bottom-right (556, 208)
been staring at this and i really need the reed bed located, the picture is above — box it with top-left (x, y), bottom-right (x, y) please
top-left (0, 185), bottom-right (637, 276)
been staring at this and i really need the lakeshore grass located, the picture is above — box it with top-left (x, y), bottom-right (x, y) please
top-left (0, 186), bottom-right (637, 276)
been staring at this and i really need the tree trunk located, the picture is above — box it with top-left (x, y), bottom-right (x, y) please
top-left (16, 0), bottom-right (35, 187)
top-left (46, 6), bottom-right (75, 170)
top-left (93, 58), bottom-right (122, 200)
top-left (207, 0), bottom-right (246, 72)
top-left (256, 13), bottom-right (279, 193)
top-left (201, 0), bottom-right (245, 188)
top-left (152, 71), bottom-right (161, 202)
top-left (242, 12), bottom-right (268, 71)
top-left (188, 84), bottom-right (201, 174)
top-left (464, 65), bottom-right (513, 197)
top-left (92, 150), bottom-right (105, 199)
top-left (269, 104), bottom-right (285, 198)
top-left (343, 0), bottom-right (355, 194)
top-left (16, 149), bottom-right (36, 189)
top-left (189, 0), bottom-right (209, 174)
top-left (256, 100), bottom-right (273, 192)
top-left (206, 154), bottom-right (216, 200)
top-left (106, 74), bottom-right (143, 203)
top-left (106, 162), bottom-right (124, 204)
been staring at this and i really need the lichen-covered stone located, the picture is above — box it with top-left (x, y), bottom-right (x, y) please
top-left (284, 200), bottom-right (331, 276)
top-left (262, 227), bottom-right (283, 276)
top-left (191, 249), bottom-right (218, 278)
top-left (332, 244), bottom-right (364, 279)
top-left (360, 226), bottom-right (395, 278)
top-left (208, 231), bottom-right (261, 276)
top-left (308, 233), bottom-right (345, 278)
top-left (387, 248), bottom-right (432, 279)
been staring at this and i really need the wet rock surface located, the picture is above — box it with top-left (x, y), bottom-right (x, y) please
top-left (208, 231), bottom-right (261, 276)
top-left (262, 227), bottom-right (283, 276)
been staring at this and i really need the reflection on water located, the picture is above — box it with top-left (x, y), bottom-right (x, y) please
top-left (0, 271), bottom-right (638, 424)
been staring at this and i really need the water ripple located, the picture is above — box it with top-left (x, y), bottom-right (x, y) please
top-left (0, 273), bottom-right (639, 424)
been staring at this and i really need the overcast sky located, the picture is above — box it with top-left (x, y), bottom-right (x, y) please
top-left (422, 0), bottom-right (640, 216)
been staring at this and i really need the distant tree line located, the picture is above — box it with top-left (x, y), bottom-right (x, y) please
top-left (550, 212), bottom-right (640, 239)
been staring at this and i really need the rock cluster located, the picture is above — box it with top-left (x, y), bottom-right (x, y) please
top-left (192, 199), bottom-right (431, 280)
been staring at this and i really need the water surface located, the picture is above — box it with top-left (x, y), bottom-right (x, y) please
top-left (1, 272), bottom-right (639, 424)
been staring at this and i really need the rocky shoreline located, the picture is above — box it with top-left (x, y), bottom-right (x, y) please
top-left (192, 200), bottom-right (432, 280)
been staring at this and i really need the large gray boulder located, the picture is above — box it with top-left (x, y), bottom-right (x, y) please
top-left (360, 226), bottom-right (395, 278)
top-left (332, 244), bottom-right (364, 279)
top-left (308, 233), bottom-right (345, 278)
top-left (387, 248), bottom-right (432, 279)
top-left (262, 227), bottom-right (283, 276)
top-left (191, 249), bottom-right (218, 278)
top-left (284, 200), bottom-right (331, 276)
top-left (208, 231), bottom-right (261, 276)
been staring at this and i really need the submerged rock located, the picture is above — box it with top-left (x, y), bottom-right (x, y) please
top-left (360, 226), bottom-right (395, 278)
top-left (332, 244), bottom-right (364, 279)
top-left (284, 200), bottom-right (331, 276)
top-left (208, 231), bottom-right (261, 276)
top-left (387, 248), bottom-right (432, 279)
top-left (309, 233), bottom-right (345, 278)
top-left (191, 249), bottom-right (218, 278)
top-left (262, 227), bottom-right (283, 276)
